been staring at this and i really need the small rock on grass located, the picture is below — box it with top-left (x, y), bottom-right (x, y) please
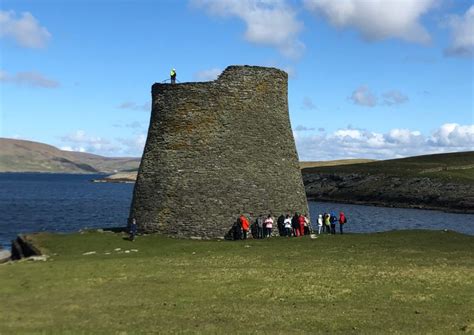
top-left (82, 251), bottom-right (96, 256)
top-left (27, 255), bottom-right (48, 261)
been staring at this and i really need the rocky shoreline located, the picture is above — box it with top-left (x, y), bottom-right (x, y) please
top-left (303, 172), bottom-right (474, 214)
top-left (91, 171), bottom-right (137, 184)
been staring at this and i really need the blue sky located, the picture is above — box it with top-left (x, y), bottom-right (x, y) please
top-left (1, 0), bottom-right (473, 160)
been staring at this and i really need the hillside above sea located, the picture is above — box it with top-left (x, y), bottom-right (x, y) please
top-left (302, 151), bottom-right (474, 213)
top-left (0, 138), bottom-right (140, 174)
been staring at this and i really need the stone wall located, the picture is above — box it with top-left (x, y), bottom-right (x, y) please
top-left (129, 65), bottom-right (309, 238)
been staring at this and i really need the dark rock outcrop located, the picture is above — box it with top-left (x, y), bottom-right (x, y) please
top-left (130, 65), bottom-right (308, 238)
top-left (303, 172), bottom-right (474, 213)
top-left (11, 235), bottom-right (42, 260)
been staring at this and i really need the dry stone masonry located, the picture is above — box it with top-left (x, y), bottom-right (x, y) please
top-left (129, 65), bottom-right (309, 238)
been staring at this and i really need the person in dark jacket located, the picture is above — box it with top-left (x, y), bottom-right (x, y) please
top-left (292, 212), bottom-right (300, 237)
top-left (330, 212), bottom-right (337, 235)
top-left (233, 218), bottom-right (242, 240)
top-left (277, 214), bottom-right (285, 236)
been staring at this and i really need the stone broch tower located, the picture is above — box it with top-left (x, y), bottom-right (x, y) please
top-left (130, 65), bottom-right (309, 238)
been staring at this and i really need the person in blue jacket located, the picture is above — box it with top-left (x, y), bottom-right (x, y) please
top-left (330, 212), bottom-right (338, 235)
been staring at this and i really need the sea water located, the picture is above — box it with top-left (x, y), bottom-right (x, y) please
top-left (0, 173), bottom-right (473, 249)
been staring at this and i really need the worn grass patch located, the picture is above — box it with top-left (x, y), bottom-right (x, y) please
top-left (1, 230), bottom-right (473, 334)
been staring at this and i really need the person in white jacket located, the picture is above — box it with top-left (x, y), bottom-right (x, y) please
top-left (317, 214), bottom-right (323, 235)
top-left (283, 214), bottom-right (292, 237)
top-left (264, 215), bottom-right (274, 238)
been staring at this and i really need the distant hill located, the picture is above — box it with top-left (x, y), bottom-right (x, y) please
top-left (0, 138), bottom-right (140, 174)
top-left (299, 159), bottom-right (375, 169)
top-left (302, 151), bottom-right (474, 213)
top-left (302, 151), bottom-right (474, 183)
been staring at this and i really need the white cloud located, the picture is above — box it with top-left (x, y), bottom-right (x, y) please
top-left (301, 96), bottom-right (317, 110)
top-left (295, 123), bottom-right (474, 161)
top-left (0, 10), bottom-right (51, 48)
top-left (349, 87), bottom-right (409, 107)
top-left (117, 101), bottom-right (150, 111)
top-left (60, 130), bottom-right (147, 157)
top-left (429, 123), bottom-right (474, 147)
top-left (193, 68), bottom-right (222, 81)
top-left (0, 69), bottom-right (59, 88)
top-left (294, 125), bottom-right (315, 131)
top-left (385, 128), bottom-right (423, 145)
top-left (445, 5), bottom-right (474, 58)
top-left (192, 0), bottom-right (305, 58)
top-left (349, 85), bottom-right (376, 107)
top-left (334, 128), bottom-right (365, 139)
top-left (382, 90), bottom-right (409, 106)
top-left (304, 0), bottom-right (436, 44)
top-left (60, 130), bottom-right (119, 155)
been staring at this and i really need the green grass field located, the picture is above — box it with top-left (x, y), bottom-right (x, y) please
top-left (1, 230), bottom-right (473, 334)
top-left (302, 151), bottom-right (474, 183)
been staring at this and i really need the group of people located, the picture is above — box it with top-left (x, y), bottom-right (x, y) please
top-left (232, 211), bottom-right (348, 240)
top-left (316, 212), bottom-right (347, 235)
top-left (233, 213), bottom-right (312, 240)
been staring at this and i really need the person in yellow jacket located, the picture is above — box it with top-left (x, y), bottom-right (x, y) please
top-left (170, 68), bottom-right (176, 84)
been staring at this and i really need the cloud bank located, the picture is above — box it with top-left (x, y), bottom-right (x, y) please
top-left (295, 123), bottom-right (474, 161)
top-left (60, 130), bottom-right (147, 156)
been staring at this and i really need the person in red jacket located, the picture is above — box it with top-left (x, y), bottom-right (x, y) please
top-left (339, 212), bottom-right (347, 234)
top-left (298, 214), bottom-right (305, 237)
top-left (240, 215), bottom-right (250, 240)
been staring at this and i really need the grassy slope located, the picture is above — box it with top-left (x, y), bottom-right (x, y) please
top-left (1, 231), bottom-right (473, 334)
top-left (0, 138), bottom-right (140, 173)
top-left (302, 151), bottom-right (474, 183)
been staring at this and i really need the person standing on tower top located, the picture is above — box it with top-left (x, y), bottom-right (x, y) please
top-left (170, 68), bottom-right (176, 84)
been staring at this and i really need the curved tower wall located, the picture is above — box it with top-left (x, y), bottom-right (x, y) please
top-left (130, 65), bottom-right (309, 238)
